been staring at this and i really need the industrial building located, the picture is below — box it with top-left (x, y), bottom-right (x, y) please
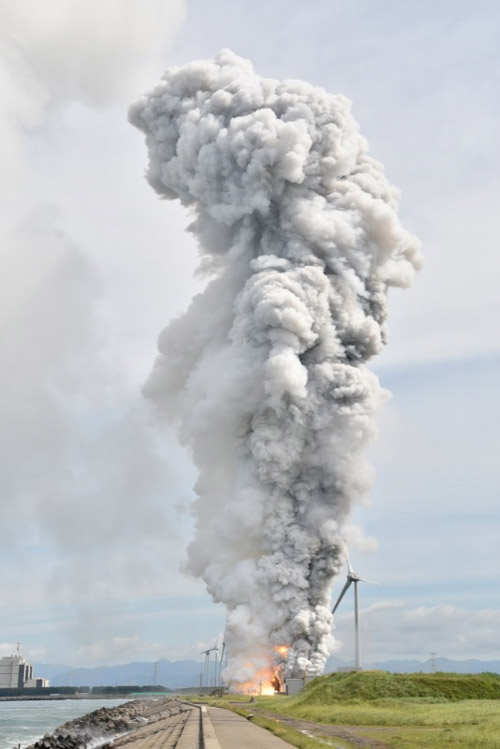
top-left (0, 652), bottom-right (50, 689)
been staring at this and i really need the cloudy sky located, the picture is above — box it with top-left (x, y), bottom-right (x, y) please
top-left (1, 0), bottom-right (498, 670)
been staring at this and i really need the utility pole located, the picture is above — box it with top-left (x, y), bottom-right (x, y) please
top-left (429, 652), bottom-right (437, 674)
top-left (153, 661), bottom-right (158, 685)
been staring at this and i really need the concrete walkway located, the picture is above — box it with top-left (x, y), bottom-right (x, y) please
top-left (206, 706), bottom-right (295, 749)
top-left (112, 704), bottom-right (197, 749)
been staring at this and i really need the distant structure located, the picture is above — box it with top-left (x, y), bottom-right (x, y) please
top-left (0, 645), bottom-right (50, 689)
top-left (429, 652), bottom-right (437, 674)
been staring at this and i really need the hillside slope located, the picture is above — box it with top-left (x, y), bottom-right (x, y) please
top-left (296, 670), bottom-right (500, 702)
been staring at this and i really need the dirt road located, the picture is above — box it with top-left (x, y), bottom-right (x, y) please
top-left (247, 708), bottom-right (393, 749)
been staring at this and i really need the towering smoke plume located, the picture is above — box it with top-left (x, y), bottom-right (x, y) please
top-left (129, 50), bottom-right (422, 687)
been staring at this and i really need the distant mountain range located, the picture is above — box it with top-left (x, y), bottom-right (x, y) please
top-left (33, 656), bottom-right (500, 688)
top-left (34, 659), bottom-right (204, 688)
top-left (330, 656), bottom-right (500, 675)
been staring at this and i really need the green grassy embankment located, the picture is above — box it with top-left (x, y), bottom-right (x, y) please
top-left (253, 671), bottom-right (500, 748)
top-left (292, 669), bottom-right (500, 702)
top-left (203, 671), bottom-right (500, 749)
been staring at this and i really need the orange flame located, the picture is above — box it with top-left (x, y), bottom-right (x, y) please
top-left (261, 684), bottom-right (276, 696)
top-left (231, 646), bottom-right (289, 695)
top-left (274, 644), bottom-right (289, 657)
top-left (233, 668), bottom-right (282, 695)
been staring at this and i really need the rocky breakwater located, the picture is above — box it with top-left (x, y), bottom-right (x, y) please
top-left (21, 697), bottom-right (189, 749)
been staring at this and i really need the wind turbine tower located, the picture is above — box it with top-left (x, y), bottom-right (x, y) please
top-left (331, 555), bottom-right (379, 671)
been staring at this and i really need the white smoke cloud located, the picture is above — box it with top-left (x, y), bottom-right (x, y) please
top-left (0, 206), bottom-right (189, 608)
top-left (0, 0), bottom-right (189, 655)
top-left (0, 0), bottom-right (185, 107)
top-left (130, 49), bottom-right (421, 685)
top-left (0, 0), bottom-right (185, 201)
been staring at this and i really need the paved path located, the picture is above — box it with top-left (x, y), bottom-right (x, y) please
top-left (112, 703), bottom-right (198, 749)
top-left (98, 700), bottom-right (298, 749)
top-left (206, 706), bottom-right (294, 749)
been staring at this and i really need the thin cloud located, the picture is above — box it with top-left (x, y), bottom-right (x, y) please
top-left (334, 602), bottom-right (500, 662)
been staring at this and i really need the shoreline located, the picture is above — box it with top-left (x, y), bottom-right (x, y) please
top-left (20, 697), bottom-right (193, 749)
top-left (0, 695), bottom-right (131, 702)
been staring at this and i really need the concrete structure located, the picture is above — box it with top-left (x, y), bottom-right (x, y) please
top-left (24, 677), bottom-right (51, 688)
top-left (284, 677), bottom-right (304, 695)
top-left (0, 653), bottom-right (50, 689)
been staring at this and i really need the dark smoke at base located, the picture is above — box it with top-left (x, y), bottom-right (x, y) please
top-left (129, 50), bottom-right (422, 685)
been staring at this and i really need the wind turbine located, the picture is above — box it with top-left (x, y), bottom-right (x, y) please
top-left (200, 637), bottom-right (220, 688)
top-left (331, 555), bottom-right (379, 671)
top-left (211, 635), bottom-right (221, 688)
top-left (200, 648), bottom-right (213, 687)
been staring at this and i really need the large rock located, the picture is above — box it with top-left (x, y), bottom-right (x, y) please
top-left (23, 697), bottom-right (181, 749)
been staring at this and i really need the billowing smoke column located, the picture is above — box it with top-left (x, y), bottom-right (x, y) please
top-left (129, 50), bottom-right (422, 687)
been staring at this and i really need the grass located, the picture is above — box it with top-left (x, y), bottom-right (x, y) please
top-left (356, 716), bottom-right (500, 749)
top-left (260, 695), bottom-right (500, 726)
top-left (250, 715), bottom-right (354, 748)
top-left (289, 670), bottom-right (500, 702)
top-left (199, 671), bottom-right (500, 749)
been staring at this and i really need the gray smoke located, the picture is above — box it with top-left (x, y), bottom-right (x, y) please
top-left (129, 50), bottom-right (422, 686)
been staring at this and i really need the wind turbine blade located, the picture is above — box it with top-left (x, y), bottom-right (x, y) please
top-left (332, 578), bottom-right (352, 615)
top-left (345, 552), bottom-right (354, 576)
top-left (357, 576), bottom-right (380, 585)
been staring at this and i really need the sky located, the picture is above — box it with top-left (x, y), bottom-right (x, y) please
top-left (0, 0), bottom-right (499, 669)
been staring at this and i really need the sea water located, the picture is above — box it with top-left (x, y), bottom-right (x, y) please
top-left (0, 699), bottom-right (126, 749)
